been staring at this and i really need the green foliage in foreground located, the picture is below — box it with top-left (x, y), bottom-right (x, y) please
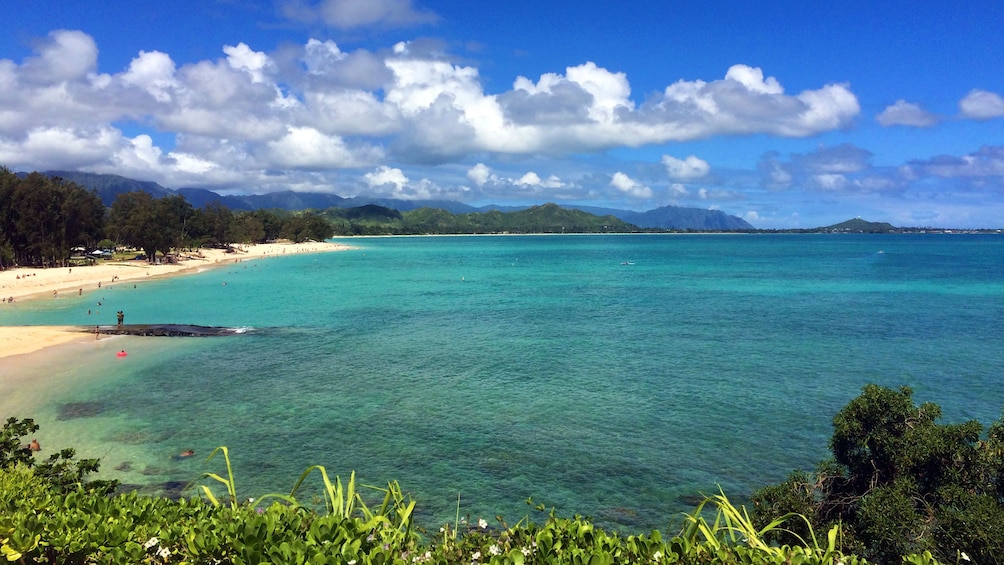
top-left (1, 418), bottom-right (943, 565)
top-left (2, 461), bottom-right (930, 565)
top-left (0, 417), bottom-right (117, 496)
top-left (751, 385), bottom-right (1004, 564)
top-left (2, 404), bottom-right (973, 565)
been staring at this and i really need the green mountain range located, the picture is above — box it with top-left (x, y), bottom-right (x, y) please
top-left (34, 171), bottom-right (754, 231)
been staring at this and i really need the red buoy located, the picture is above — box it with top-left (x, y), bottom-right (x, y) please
top-left (116, 350), bottom-right (128, 358)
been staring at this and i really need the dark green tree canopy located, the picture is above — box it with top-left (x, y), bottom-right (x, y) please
top-left (0, 169), bottom-right (104, 268)
top-left (752, 384), bottom-right (1004, 564)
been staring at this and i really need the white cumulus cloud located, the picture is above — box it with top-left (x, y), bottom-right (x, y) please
top-left (662, 154), bottom-right (710, 180)
top-left (265, 126), bottom-right (383, 169)
top-left (610, 172), bottom-right (652, 199)
top-left (959, 89), bottom-right (1004, 120)
top-left (876, 100), bottom-right (940, 127)
top-left (467, 163), bottom-right (494, 186)
top-left (365, 165), bottom-right (409, 189)
top-left (22, 29), bottom-right (98, 82)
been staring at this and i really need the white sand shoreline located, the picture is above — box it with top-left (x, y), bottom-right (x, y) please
top-left (0, 241), bottom-right (353, 359)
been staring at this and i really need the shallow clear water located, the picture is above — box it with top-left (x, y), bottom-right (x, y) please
top-left (3, 234), bottom-right (1003, 532)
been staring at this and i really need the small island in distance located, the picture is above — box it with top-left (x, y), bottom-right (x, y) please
top-left (764, 217), bottom-right (1002, 234)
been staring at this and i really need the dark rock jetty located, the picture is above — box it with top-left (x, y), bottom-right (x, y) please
top-left (82, 324), bottom-right (251, 337)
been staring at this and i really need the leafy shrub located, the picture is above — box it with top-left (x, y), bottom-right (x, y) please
top-left (0, 418), bottom-right (953, 564)
top-left (0, 417), bottom-right (117, 495)
top-left (751, 385), bottom-right (1004, 564)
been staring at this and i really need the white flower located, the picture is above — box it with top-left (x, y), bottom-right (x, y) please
top-left (962, 552), bottom-right (971, 562)
top-left (472, 551), bottom-right (481, 560)
top-left (488, 544), bottom-right (501, 555)
top-left (521, 547), bottom-right (532, 556)
top-left (143, 537), bottom-right (159, 549)
top-left (652, 550), bottom-right (663, 561)
top-left (157, 547), bottom-right (170, 559)
top-left (478, 518), bottom-right (488, 529)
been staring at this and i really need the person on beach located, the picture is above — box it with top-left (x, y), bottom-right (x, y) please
top-left (29, 439), bottom-right (40, 451)
top-left (117, 311), bottom-right (124, 325)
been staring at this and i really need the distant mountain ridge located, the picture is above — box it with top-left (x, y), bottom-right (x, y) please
top-left (31, 170), bottom-right (754, 231)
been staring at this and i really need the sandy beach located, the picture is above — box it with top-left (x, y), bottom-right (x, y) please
top-left (0, 241), bottom-right (352, 359)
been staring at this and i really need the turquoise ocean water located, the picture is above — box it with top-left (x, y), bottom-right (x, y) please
top-left (2, 234), bottom-right (1003, 531)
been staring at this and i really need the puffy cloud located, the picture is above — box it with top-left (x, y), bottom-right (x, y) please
top-left (0, 126), bottom-right (124, 170)
top-left (121, 51), bottom-right (178, 103)
top-left (668, 183), bottom-right (689, 198)
top-left (224, 43), bottom-right (273, 84)
top-left (517, 172), bottom-right (542, 186)
top-left (610, 172), bottom-right (653, 199)
top-left (265, 126), bottom-right (384, 169)
top-left (467, 163), bottom-right (494, 186)
top-left (662, 154), bottom-right (710, 180)
top-left (303, 90), bottom-right (398, 136)
top-left (959, 89), bottom-right (1004, 120)
top-left (758, 144), bottom-right (893, 195)
top-left (907, 145), bottom-right (1004, 178)
top-left (812, 173), bottom-right (848, 190)
top-left (876, 100), bottom-right (940, 127)
top-left (360, 165), bottom-right (468, 200)
top-left (365, 165), bottom-right (409, 189)
top-left (645, 65), bottom-right (859, 139)
top-left (724, 65), bottom-right (782, 94)
top-left (281, 0), bottom-right (439, 29)
top-left (303, 38), bottom-right (345, 72)
top-left (22, 30), bottom-right (98, 83)
top-left (1, 29), bottom-right (872, 208)
top-left (498, 79), bottom-right (593, 125)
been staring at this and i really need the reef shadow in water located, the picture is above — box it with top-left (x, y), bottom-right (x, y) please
top-left (57, 401), bottom-right (105, 420)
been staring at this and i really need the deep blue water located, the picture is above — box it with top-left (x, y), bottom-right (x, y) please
top-left (3, 234), bottom-right (1003, 532)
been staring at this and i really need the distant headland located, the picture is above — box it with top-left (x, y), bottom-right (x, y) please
top-left (761, 217), bottom-right (1002, 235)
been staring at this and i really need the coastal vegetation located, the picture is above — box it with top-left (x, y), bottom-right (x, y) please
top-left (7, 385), bottom-right (1001, 563)
top-left (0, 168), bottom-right (334, 268)
top-left (751, 385), bottom-right (1004, 564)
top-left (1, 168), bottom-right (638, 269)
top-left (321, 203), bottom-right (638, 235)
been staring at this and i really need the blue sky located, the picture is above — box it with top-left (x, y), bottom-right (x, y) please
top-left (1, 1), bottom-right (1002, 228)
